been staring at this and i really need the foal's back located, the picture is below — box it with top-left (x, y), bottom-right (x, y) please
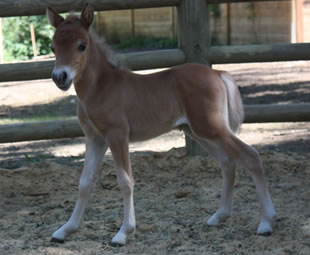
top-left (109, 64), bottom-right (227, 142)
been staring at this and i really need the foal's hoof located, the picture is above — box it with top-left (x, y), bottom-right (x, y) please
top-left (51, 237), bottom-right (65, 243)
top-left (257, 221), bottom-right (273, 236)
top-left (207, 211), bottom-right (231, 226)
top-left (257, 230), bottom-right (272, 237)
top-left (109, 241), bottom-right (124, 247)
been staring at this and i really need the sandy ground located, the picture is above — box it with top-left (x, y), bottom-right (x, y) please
top-left (0, 61), bottom-right (310, 254)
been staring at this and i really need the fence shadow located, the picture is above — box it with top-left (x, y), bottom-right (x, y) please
top-left (0, 138), bottom-right (85, 170)
top-left (1, 129), bottom-right (309, 171)
top-left (0, 96), bottom-right (77, 120)
top-left (239, 81), bottom-right (310, 104)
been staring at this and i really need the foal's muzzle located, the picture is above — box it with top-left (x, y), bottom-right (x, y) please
top-left (51, 67), bottom-right (74, 91)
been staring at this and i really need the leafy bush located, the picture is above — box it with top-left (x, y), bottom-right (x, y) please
top-left (113, 36), bottom-right (178, 51)
top-left (3, 15), bottom-right (54, 62)
top-left (2, 15), bottom-right (177, 62)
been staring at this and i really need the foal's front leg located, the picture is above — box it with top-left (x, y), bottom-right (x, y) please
top-left (107, 131), bottom-right (136, 245)
top-left (51, 137), bottom-right (107, 242)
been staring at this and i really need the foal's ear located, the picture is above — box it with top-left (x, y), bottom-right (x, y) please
top-left (46, 7), bottom-right (64, 28)
top-left (81, 3), bottom-right (94, 29)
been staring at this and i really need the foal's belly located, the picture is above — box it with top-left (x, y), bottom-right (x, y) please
top-left (128, 116), bottom-right (188, 142)
top-left (128, 124), bottom-right (173, 142)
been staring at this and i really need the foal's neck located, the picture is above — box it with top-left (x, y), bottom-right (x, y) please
top-left (74, 34), bottom-right (117, 101)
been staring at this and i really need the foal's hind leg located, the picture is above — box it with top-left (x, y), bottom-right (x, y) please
top-left (185, 124), bottom-right (275, 234)
top-left (207, 153), bottom-right (236, 226)
top-left (184, 127), bottom-right (236, 226)
top-left (199, 141), bottom-right (237, 226)
top-left (210, 133), bottom-right (275, 234)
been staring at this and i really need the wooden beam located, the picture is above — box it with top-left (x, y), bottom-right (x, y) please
top-left (178, 0), bottom-right (210, 156)
top-left (226, 3), bottom-right (231, 45)
top-left (1, 42), bottom-right (310, 82)
top-left (30, 24), bottom-right (37, 58)
top-left (0, 60), bottom-right (54, 82)
top-left (130, 9), bottom-right (135, 37)
top-left (177, 0), bottom-right (210, 64)
top-left (295, 0), bottom-right (304, 43)
top-left (208, 43), bottom-right (310, 64)
top-left (0, 119), bottom-right (83, 143)
top-left (0, 104), bottom-right (309, 144)
top-left (0, 49), bottom-right (185, 82)
top-left (208, 0), bottom-right (289, 3)
top-left (244, 103), bottom-right (310, 123)
top-left (0, 18), bottom-right (3, 63)
top-left (0, 0), bottom-right (181, 17)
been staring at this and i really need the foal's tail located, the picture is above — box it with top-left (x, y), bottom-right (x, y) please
top-left (219, 71), bottom-right (244, 133)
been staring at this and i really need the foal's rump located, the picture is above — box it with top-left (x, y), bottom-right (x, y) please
top-left (175, 64), bottom-right (244, 138)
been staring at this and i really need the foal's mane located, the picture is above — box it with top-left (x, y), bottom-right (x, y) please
top-left (90, 30), bottom-right (123, 69)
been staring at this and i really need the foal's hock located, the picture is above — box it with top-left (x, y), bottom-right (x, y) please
top-left (47, 4), bottom-right (275, 245)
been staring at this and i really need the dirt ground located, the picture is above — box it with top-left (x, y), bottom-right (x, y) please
top-left (0, 61), bottom-right (310, 255)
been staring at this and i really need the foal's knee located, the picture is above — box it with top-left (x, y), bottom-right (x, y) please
top-left (245, 146), bottom-right (264, 171)
top-left (79, 177), bottom-right (94, 197)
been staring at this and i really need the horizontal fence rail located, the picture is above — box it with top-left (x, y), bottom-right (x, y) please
top-left (208, 0), bottom-right (289, 3)
top-left (208, 43), bottom-right (310, 64)
top-left (244, 104), bottom-right (310, 123)
top-left (1, 43), bottom-right (310, 82)
top-left (0, 49), bottom-right (185, 82)
top-left (0, 0), bottom-right (288, 17)
top-left (0, 0), bottom-right (181, 17)
top-left (1, 103), bottom-right (309, 144)
top-left (0, 119), bottom-right (82, 143)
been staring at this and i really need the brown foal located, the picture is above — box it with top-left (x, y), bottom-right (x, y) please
top-left (47, 4), bottom-right (275, 245)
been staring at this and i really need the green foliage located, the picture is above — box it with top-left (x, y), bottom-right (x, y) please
top-left (209, 4), bottom-right (221, 18)
top-left (3, 15), bottom-right (54, 62)
top-left (112, 36), bottom-right (178, 51)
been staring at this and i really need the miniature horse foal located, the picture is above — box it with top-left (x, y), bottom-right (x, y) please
top-left (47, 4), bottom-right (275, 245)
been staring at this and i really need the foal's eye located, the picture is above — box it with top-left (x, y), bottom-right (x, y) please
top-left (78, 43), bottom-right (87, 52)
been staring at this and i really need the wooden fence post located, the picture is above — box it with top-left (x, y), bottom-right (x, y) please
top-left (30, 24), bottom-right (37, 58)
top-left (177, 0), bottom-right (210, 64)
top-left (177, 0), bottom-right (210, 156)
top-left (0, 18), bottom-right (3, 63)
top-left (130, 9), bottom-right (135, 37)
top-left (295, 0), bottom-right (304, 43)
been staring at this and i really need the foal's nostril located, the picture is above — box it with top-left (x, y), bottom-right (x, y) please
top-left (52, 71), bottom-right (68, 85)
top-left (60, 71), bottom-right (68, 84)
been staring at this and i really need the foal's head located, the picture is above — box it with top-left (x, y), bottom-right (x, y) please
top-left (47, 4), bottom-right (94, 91)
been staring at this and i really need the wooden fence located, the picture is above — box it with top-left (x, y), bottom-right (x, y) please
top-left (95, 8), bottom-right (178, 40)
top-left (0, 0), bottom-right (310, 151)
